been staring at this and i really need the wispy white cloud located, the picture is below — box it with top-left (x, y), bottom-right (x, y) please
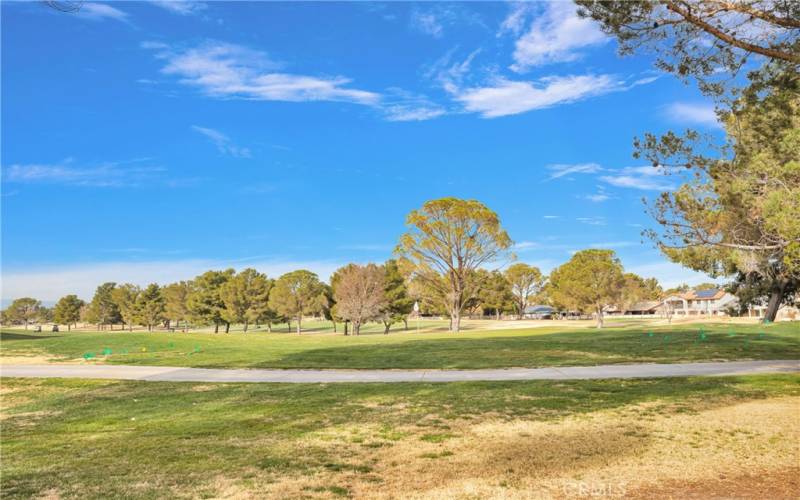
top-left (381, 88), bottom-right (447, 122)
top-left (513, 241), bottom-right (540, 250)
top-left (546, 162), bottom-right (603, 180)
top-left (410, 4), bottom-right (484, 38)
top-left (576, 216), bottom-right (607, 226)
top-left (77, 2), bottom-right (130, 23)
top-left (600, 166), bottom-right (675, 191)
top-left (191, 125), bottom-right (251, 158)
top-left (143, 40), bottom-right (446, 122)
top-left (542, 215), bottom-right (560, 219)
top-left (665, 102), bottom-right (721, 128)
top-left (506, 2), bottom-right (607, 72)
top-left (425, 48), bottom-right (482, 95)
top-left (581, 184), bottom-right (612, 202)
top-left (383, 105), bottom-right (446, 122)
top-left (2, 159), bottom-right (168, 188)
top-left (148, 0), bottom-right (207, 16)
top-left (144, 40), bottom-right (380, 105)
top-left (583, 193), bottom-right (611, 202)
top-left (456, 74), bottom-right (623, 118)
top-left (411, 10), bottom-right (444, 37)
top-left (498, 3), bottom-right (534, 37)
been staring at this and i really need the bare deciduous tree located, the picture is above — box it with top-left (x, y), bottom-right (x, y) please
top-left (332, 264), bottom-right (387, 336)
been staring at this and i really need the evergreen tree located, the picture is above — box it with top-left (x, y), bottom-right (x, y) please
top-left (53, 294), bottom-right (85, 331)
top-left (137, 283), bottom-right (165, 331)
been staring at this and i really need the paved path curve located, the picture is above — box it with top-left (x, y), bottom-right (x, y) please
top-left (1, 360), bottom-right (798, 383)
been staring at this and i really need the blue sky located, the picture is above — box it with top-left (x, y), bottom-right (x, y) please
top-left (1, 1), bottom-right (724, 304)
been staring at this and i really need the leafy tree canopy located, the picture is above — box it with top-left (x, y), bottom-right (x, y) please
top-left (504, 263), bottom-right (545, 319)
top-left (268, 270), bottom-right (325, 334)
top-left (547, 249), bottom-right (625, 328)
top-left (396, 197), bottom-right (513, 332)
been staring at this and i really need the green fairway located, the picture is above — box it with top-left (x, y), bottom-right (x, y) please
top-left (2, 374), bottom-right (798, 499)
top-left (2, 321), bottom-right (798, 369)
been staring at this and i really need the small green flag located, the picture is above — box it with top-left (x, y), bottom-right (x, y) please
top-left (103, 348), bottom-right (112, 356)
top-left (83, 352), bottom-right (95, 360)
top-left (647, 331), bottom-right (654, 338)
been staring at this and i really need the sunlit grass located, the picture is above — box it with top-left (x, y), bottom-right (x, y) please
top-left (1, 321), bottom-right (798, 369)
top-left (2, 374), bottom-right (798, 498)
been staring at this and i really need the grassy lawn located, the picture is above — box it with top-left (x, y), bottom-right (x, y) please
top-left (1, 321), bottom-right (798, 369)
top-left (2, 374), bottom-right (798, 498)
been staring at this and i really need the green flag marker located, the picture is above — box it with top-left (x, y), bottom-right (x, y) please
top-left (700, 332), bottom-right (707, 341)
top-left (663, 335), bottom-right (670, 343)
top-left (83, 352), bottom-right (95, 360)
top-left (103, 348), bottom-right (112, 356)
top-left (193, 345), bottom-right (201, 353)
top-left (168, 342), bottom-right (175, 348)
top-left (647, 331), bottom-right (654, 338)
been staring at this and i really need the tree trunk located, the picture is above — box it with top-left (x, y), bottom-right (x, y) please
top-left (214, 323), bottom-right (219, 333)
top-left (267, 322), bottom-right (272, 333)
top-left (332, 320), bottom-right (337, 333)
top-left (243, 320), bottom-right (248, 333)
top-left (383, 321), bottom-right (391, 335)
top-left (225, 322), bottom-right (230, 333)
top-left (596, 306), bottom-right (604, 329)
top-left (763, 279), bottom-right (788, 322)
top-left (403, 318), bottom-right (408, 330)
top-left (451, 310), bottom-right (461, 333)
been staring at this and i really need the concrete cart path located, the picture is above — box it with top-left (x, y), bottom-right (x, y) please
top-left (1, 360), bottom-right (798, 383)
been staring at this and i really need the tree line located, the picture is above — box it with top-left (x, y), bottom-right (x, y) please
top-left (2, 233), bottom-right (665, 332)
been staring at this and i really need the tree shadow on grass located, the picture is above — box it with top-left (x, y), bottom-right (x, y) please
top-left (0, 332), bottom-right (61, 341)
top-left (2, 374), bottom-right (795, 499)
top-left (265, 328), bottom-right (800, 369)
